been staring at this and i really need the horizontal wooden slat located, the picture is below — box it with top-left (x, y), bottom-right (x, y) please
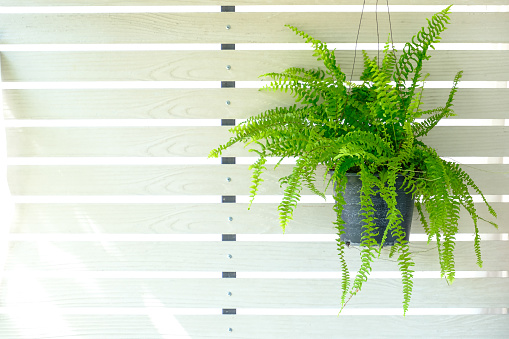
top-left (423, 127), bottom-right (509, 157)
top-left (6, 127), bottom-right (509, 157)
top-left (0, 314), bottom-right (507, 339)
top-left (0, 278), bottom-right (230, 308)
top-left (1, 277), bottom-right (507, 309)
top-left (3, 88), bottom-right (508, 120)
top-left (5, 241), bottom-right (508, 272)
top-left (0, 13), bottom-right (507, 44)
top-left (6, 164), bottom-right (509, 196)
top-left (9, 202), bottom-right (507, 235)
top-left (3, 0), bottom-right (508, 6)
top-left (3, 50), bottom-right (506, 81)
top-left (6, 127), bottom-right (228, 157)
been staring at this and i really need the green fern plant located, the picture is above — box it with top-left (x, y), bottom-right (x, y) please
top-left (209, 5), bottom-right (497, 315)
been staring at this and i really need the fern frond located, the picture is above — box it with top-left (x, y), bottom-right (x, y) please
top-left (330, 175), bottom-right (351, 309)
top-left (348, 169), bottom-right (378, 299)
top-left (395, 5), bottom-right (452, 107)
top-left (397, 244), bottom-right (415, 315)
top-left (412, 71), bottom-right (463, 137)
top-left (277, 158), bottom-right (309, 231)
top-left (285, 25), bottom-right (346, 83)
top-left (248, 155), bottom-right (267, 209)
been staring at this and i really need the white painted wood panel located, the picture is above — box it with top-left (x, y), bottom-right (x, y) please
top-left (0, 277), bottom-right (507, 309)
top-left (3, 51), bottom-right (507, 81)
top-left (0, 2), bottom-right (507, 338)
top-left (5, 241), bottom-right (508, 272)
top-left (0, 13), bottom-right (507, 44)
top-left (0, 314), bottom-right (505, 339)
top-left (3, 88), bottom-right (508, 120)
top-left (6, 126), bottom-right (509, 157)
top-left (6, 164), bottom-right (509, 196)
top-left (9, 202), bottom-right (507, 235)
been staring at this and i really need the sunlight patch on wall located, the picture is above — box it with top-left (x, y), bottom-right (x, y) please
top-left (143, 294), bottom-right (192, 339)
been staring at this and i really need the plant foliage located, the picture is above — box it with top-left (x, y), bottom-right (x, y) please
top-left (209, 5), bottom-right (497, 315)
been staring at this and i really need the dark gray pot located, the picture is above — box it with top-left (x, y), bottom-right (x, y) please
top-left (336, 173), bottom-right (414, 246)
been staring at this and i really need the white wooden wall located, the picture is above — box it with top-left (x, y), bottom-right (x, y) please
top-left (1, 1), bottom-right (508, 338)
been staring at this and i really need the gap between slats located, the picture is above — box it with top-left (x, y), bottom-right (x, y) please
top-left (5, 157), bottom-right (509, 166)
top-left (4, 233), bottom-right (509, 242)
top-left (3, 119), bottom-right (509, 128)
top-left (8, 195), bottom-right (509, 204)
top-left (2, 271), bottom-right (508, 279)
top-left (0, 307), bottom-right (506, 316)
top-left (1, 81), bottom-right (508, 89)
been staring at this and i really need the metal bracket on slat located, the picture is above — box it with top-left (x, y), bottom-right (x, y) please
top-left (221, 119), bottom-right (236, 126)
top-left (221, 157), bottom-right (236, 164)
top-left (220, 24), bottom-right (237, 332)
top-left (222, 272), bottom-right (236, 278)
top-left (221, 81), bottom-right (235, 88)
top-left (221, 6), bottom-right (235, 12)
top-left (222, 234), bottom-right (237, 241)
top-left (221, 43), bottom-right (235, 50)
top-left (222, 195), bottom-right (236, 203)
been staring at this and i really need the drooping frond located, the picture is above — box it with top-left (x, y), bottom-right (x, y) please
top-left (412, 71), bottom-right (463, 137)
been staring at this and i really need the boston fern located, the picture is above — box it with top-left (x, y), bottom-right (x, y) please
top-left (210, 6), bottom-right (497, 315)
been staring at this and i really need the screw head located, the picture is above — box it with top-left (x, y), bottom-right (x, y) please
top-left (227, 291), bottom-right (232, 296)
top-left (226, 25), bottom-right (231, 30)
top-left (228, 328), bottom-right (233, 332)
top-left (227, 254), bottom-right (233, 259)
top-left (228, 216), bottom-right (233, 222)
top-left (226, 177), bottom-right (231, 182)
top-left (226, 65), bottom-right (231, 70)
top-left (225, 100), bottom-right (231, 105)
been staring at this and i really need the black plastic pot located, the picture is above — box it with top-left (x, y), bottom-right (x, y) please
top-left (335, 173), bottom-right (414, 246)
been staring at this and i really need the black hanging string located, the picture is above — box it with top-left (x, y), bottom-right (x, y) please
top-left (351, 0), bottom-right (396, 80)
top-left (348, 0), bottom-right (367, 84)
top-left (376, 0), bottom-right (380, 68)
top-left (386, 0), bottom-right (395, 49)
top-left (346, 0), bottom-right (396, 109)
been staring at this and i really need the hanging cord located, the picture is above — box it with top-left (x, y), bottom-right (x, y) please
top-left (386, 0), bottom-right (403, 91)
top-left (386, 0), bottom-right (395, 48)
top-left (348, 0), bottom-right (367, 85)
top-left (376, 0), bottom-right (380, 68)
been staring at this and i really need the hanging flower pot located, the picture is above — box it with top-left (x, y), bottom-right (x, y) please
top-left (336, 173), bottom-right (414, 246)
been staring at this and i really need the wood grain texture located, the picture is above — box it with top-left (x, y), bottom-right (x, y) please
top-left (0, 314), bottom-right (507, 339)
top-left (6, 126), bottom-right (509, 157)
top-left (3, 50), bottom-right (506, 81)
top-left (1, 2), bottom-right (508, 338)
top-left (6, 164), bottom-right (509, 196)
top-left (9, 202), bottom-right (507, 235)
top-left (0, 13), bottom-right (507, 44)
top-left (1, 277), bottom-right (507, 309)
top-left (3, 88), bottom-right (508, 120)
top-left (5, 241), bottom-right (508, 272)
